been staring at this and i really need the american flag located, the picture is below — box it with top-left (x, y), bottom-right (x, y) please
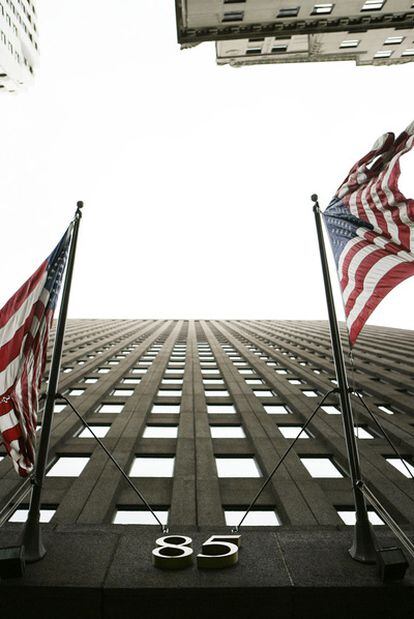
top-left (323, 122), bottom-right (414, 346)
top-left (0, 228), bottom-right (72, 476)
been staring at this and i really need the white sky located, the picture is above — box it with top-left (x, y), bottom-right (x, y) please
top-left (1, 0), bottom-right (414, 330)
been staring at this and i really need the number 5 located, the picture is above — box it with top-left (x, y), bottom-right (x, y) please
top-left (197, 535), bottom-right (241, 569)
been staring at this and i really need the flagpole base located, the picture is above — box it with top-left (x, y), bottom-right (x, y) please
top-left (21, 515), bottom-right (47, 563)
top-left (348, 520), bottom-right (378, 564)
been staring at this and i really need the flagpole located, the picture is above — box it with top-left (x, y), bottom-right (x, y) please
top-left (312, 194), bottom-right (377, 564)
top-left (22, 201), bottom-right (83, 563)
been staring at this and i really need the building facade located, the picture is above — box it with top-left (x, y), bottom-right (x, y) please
top-left (175, 0), bottom-right (414, 67)
top-left (0, 0), bottom-right (38, 92)
top-left (0, 319), bottom-right (413, 617)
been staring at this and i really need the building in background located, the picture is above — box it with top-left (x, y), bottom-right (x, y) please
top-left (0, 0), bottom-right (38, 92)
top-left (175, 1), bottom-right (414, 67)
top-left (0, 319), bottom-right (413, 617)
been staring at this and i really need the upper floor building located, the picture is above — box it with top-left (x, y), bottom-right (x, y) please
top-left (175, 0), bottom-right (414, 66)
top-left (0, 0), bottom-right (38, 92)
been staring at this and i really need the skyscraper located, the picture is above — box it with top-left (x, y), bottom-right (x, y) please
top-left (0, 319), bottom-right (413, 617)
top-left (175, 1), bottom-right (414, 67)
top-left (0, 0), bottom-right (38, 92)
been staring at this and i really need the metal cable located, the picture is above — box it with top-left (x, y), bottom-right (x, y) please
top-left (57, 394), bottom-right (167, 532)
top-left (233, 388), bottom-right (339, 531)
top-left (0, 477), bottom-right (32, 527)
top-left (354, 390), bottom-right (414, 481)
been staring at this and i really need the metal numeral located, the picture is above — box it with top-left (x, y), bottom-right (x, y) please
top-left (153, 534), bottom-right (241, 570)
top-left (152, 535), bottom-right (193, 570)
top-left (197, 535), bottom-right (241, 569)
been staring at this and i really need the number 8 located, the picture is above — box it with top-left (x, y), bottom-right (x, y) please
top-left (152, 535), bottom-right (193, 570)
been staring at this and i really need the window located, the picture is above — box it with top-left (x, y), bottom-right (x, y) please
top-left (374, 50), bottom-right (392, 58)
top-left (215, 457), bottom-right (261, 478)
top-left (203, 379), bottom-right (224, 385)
top-left (361, 0), bottom-right (385, 10)
top-left (278, 426), bottom-right (310, 439)
top-left (157, 389), bottom-right (182, 397)
top-left (222, 11), bottom-right (244, 22)
top-left (300, 457), bottom-right (343, 478)
top-left (129, 456), bottom-right (175, 477)
top-left (224, 509), bottom-right (281, 526)
top-left (377, 405), bottom-right (394, 415)
top-left (131, 368), bottom-right (147, 374)
top-left (53, 403), bottom-right (66, 413)
top-left (253, 390), bottom-right (275, 398)
top-left (122, 378), bottom-right (140, 384)
top-left (276, 369), bottom-right (288, 375)
top-left (384, 36), bottom-right (403, 45)
top-left (239, 369), bottom-right (254, 375)
top-left (336, 508), bottom-right (384, 525)
top-left (272, 45), bottom-right (288, 53)
top-left (62, 367), bottom-right (73, 373)
top-left (321, 405), bottom-right (340, 415)
top-left (288, 379), bottom-right (302, 385)
top-left (113, 508), bottom-right (168, 525)
top-left (340, 39), bottom-right (360, 48)
top-left (402, 49), bottom-right (414, 56)
top-left (210, 425), bottom-right (246, 438)
top-left (98, 368), bottom-right (110, 374)
top-left (143, 425), bottom-right (178, 438)
top-left (312, 3), bottom-right (333, 14)
top-left (354, 426), bottom-right (374, 439)
top-left (9, 506), bottom-right (57, 523)
top-left (99, 402), bottom-right (125, 414)
top-left (84, 378), bottom-right (98, 384)
top-left (205, 390), bottom-right (230, 397)
top-left (46, 456), bottom-right (90, 477)
top-left (151, 404), bottom-right (180, 414)
top-left (278, 7), bottom-right (299, 18)
top-left (162, 379), bottom-right (183, 385)
top-left (302, 390), bottom-right (318, 397)
top-left (264, 404), bottom-right (290, 415)
top-left (207, 404), bottom-right (236, 414)
top-left (77, 425), bottom-right (110, 438)
top-left (112, 389), bottom-right (134, 397)
top-left (385, 457), bottom-right (414, 478)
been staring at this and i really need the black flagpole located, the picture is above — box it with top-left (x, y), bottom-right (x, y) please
top-left (22, 201), bottom-right (83, 563)
top-left (312, 194), bottom-right (377, 564)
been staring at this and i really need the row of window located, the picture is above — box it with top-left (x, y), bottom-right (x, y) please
top-left (59, 421), bottom-right (379, 441)
top-left (244, 37), bottom-right (414, 59)
top-left (223, 1), bottom-right (390, 22)
top-left (7, 504), bottom-right (385, 527)
top-left (6, 453), bottom-right (407, 480)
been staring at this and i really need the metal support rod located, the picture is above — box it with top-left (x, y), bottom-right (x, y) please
top-left (312, 194), bottom-right (378, 564)
top-left (58, 394), bottom-right (167, 533)
top-left (21, 202), bottom-right (84, 563)
top-left (358, 482), bottom-right (414, 560)
top-left (233, 388), bottom-right (337, 531)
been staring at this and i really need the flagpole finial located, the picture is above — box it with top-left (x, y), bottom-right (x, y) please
top-left (75, 201), bottom-right (84, 219)
top-left (311, 194), bottom-right (319, 203)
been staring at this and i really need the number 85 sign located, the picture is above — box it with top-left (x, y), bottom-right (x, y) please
top-left (152, 534), bottom-right (241, 570)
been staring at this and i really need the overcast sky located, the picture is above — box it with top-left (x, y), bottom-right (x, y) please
top-left (1, 0), bottom-right (414, 334)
